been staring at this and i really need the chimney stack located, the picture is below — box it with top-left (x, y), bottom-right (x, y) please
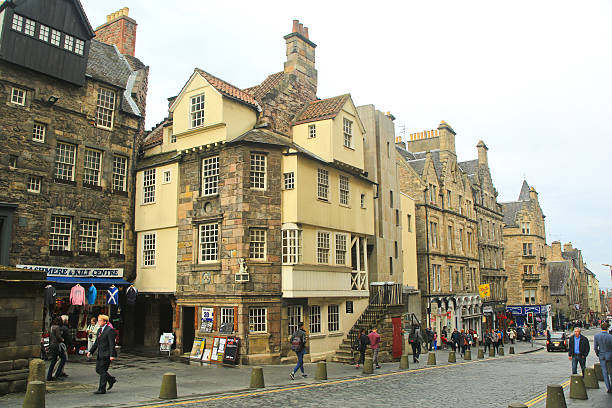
top-left (284, 19), bottom-right (317, 88)
top-left (563, 242), bottom-right (574, 252)
top-left (94, 7), bottom-right (138, 57)
top-left (551, 241), bottom-right (562, 260)
top-left (395, 135), bottom-right (406, 149)
top-left (477, 140), bottom-right (488, 167)
top-left (529, 187), bottom-right (538, 202)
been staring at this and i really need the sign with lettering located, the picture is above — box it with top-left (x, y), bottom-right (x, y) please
top-left (17, 265), bottom-right (123, 278)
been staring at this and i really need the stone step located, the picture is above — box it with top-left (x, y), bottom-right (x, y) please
top-left (335, 349), bottom-right (354, 357)
top-left (332, 355), bottom-right (354, 364)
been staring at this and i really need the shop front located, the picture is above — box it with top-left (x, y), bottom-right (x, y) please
top-left (506, 304), bottom-right (552, 334)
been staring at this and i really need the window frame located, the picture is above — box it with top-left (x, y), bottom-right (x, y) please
top-left (328, 304), bottom-right (340, 332)
top-left (309, 305), bottom-right (321, 334)
top-left (283, 172), bottom-right (295, 190)
top-left (288, 305), bottom-right (303, 334)
top-left (27, 176), bottom-right (41, 193)
top-left (39, 24), bottom-right (50, 42)
top-left (282, 228), bottom-right (302, 264)
top-left (190, 93), bottom-right (205, 128)
top-left (343, 118), bottom-right (353, 149)
top-left (11, 14), bottom-right (23, 32)
top-left (220, 307), bottom-right (235, 326)
top-left (109, 222), bottom-right (124, 255)
top-left (335, 233), bottom-right (347, 265)
top-left (24, 17), bottom-right (35, 36)
top-left (54, 141), bottom-right (76, 181)
top-left (249, 228), bottom-right (266, 260)
top-left (83, 147), bottom-right (102, 186)
top-left (32, 122), bottom-right (46, 143)
top-left (112, 155), bottom-right (128, 192)
top-left (50, 29), bottom-right (61, 46)
top-left (142, 168), bottom-right (156, 204)
top-left (248, 307), bottom-right (267, 333)
top-left (49, 215), bottom-right (72, 252)
top-left (201, 156), bottom-right (219, 196)
top-left (339, 175), bottom-right (350, 206)
top-left (11, 87), bottom-right (25, 106)
top-left (199, 222), bottom-right (219, 263)
top-left (308, 124), bottom-right (316, 138)
top-left (95, 87), bottom-right (116, 130)
top-left (249, 153), bottom-right (267, 190)
top-left (142, 232), bottom-right (156, 267)
top-left (316, 231), bottom-right (331, 264)
top-left (317, 168), bottom-right (329, 201)
top-left (79, 218), bottom-right (99, 253)
top-left (162, 170), bottom-right (172, 184)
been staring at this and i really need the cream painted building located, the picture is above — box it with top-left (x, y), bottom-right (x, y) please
top-left (400, 193), bottom-right (418, 289)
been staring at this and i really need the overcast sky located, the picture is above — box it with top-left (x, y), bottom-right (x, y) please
top-left (81, 0), bottom-right (612, 290)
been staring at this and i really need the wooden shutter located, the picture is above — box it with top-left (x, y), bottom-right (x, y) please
top-left (233, 306), bottom-right (238, 332)
top-left (213, 306), bottom-right (219, 331)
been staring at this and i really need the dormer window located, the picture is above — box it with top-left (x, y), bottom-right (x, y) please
top-left (96, 88), bottom-right (115, 129)
top-left (24, 18), bottom-right (36, 37)
top-left (50, 29), bottom-right (61, 47)
top-left (64, 35), bottom-right (74, 52)
top-left (39, 25), bottom-right (50, 42)
top-left (11, 14), bottom-right (23, 31)
top-left (190, 94), bottom-right (205, 128)
top-left (343, 118), bottom-right (353, 148)
top-left (308, 124), bottom-right (316, 138)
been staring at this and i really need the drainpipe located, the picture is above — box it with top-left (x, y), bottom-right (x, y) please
top-left (424, 186), bottom-right (431, 328)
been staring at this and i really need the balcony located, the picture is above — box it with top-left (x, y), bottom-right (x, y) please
top-left (523, 273), bottom-right (540, 281)
top-left (282, 265), bottom-right (368, 298)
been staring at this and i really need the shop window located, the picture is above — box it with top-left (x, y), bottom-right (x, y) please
top-left (248, 308), bottom-right (267, 333)
top-left (328, 304), bottom-right (339, 332)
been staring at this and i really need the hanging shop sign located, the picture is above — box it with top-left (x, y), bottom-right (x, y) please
top-left (483, 306), bottom-right (493, 314)
top-left (18, 264), bottom-right (123, 278)
top-left (478, 283), bottom-right (491, 298)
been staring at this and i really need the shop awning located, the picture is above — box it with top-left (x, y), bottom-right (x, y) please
top-left (46, 277), bottom-right (131, 285)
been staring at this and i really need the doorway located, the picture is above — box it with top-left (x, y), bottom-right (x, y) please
top-left (182, 307), bottom-right (195, 354)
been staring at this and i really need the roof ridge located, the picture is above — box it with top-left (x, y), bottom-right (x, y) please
top-left (194, 68), bottom-right (259, 109)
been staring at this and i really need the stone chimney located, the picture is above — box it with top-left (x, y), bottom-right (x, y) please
top-left (550, 241), bottom-right (563, 261)
top-left (529, 187), bottom-right (538, 202)
top-left (477, 140), bottom-right (488, 167)
top-left (284, 20), bottom-right (317, 88)
top-left (563, 242), bottom-right (574, 252)
top-left (395, 136), bottom-right (406, 150)
top-left (438, 120), bottom-right (456, 167)
top-left (94, 7), bottom-right (137, 56)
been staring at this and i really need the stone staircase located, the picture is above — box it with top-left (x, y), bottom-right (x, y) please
top-left (333, 304), bottom-right (389, 363)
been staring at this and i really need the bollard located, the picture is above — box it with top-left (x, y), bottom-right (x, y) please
top-left (507, 404), bottom-right (528, 408)
top-left (509, 346), bottom-right (515, 354)
top-left (314, 362), bottom-right (327, 380)
top-left (478, 349), bottom-right (484, 359)
top-left (498, 347), bottom-right (505, 356)
top-left (22, 380), bottom-right (45, 408)
top-left (546, 384), bottom-right (567, 408)
top-left (594, 363), bottom-right (604, 381)
top-left (448, 351), bottom-right (456, 363)
top-left (28, 359), bottom-right (45, 383)
top-left (427, 352), bottom-right (436, 366)
top-left (249, 367), bottom-right (265, 389)
top-left (159, 372), bottom-right (178, 399)
top-left (569, 374), bottom-right (588, 400)
top-left (489, 348), bottom-right (495, 357)
top-left (362, 357), bottom-right (373, 374)
top-left (583, 368), bottom-right (599, 389)
top-left (399, 354), bottom-right (409, 369)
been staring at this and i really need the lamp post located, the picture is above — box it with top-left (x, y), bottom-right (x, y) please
top-left (603, 264), bottom-right (612, 282)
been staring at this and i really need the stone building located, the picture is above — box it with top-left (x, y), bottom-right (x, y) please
top-left (501, 181), bottom-right (550, 327)
top-left (548, 241), bottom-right (581, 327)
top-left (560, 242), bottom-right (591, 321)
top-left (396, 122), bottom-right (481, 336)
top-left (458, 141), bottom-right (507, 330)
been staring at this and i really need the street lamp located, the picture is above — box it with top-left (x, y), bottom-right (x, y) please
top-left (603, 264), bottom-right (612, 281)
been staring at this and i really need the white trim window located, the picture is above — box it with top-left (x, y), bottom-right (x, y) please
top-left (249, 228), bottom-right (266, 260)
top-left (162, 170), bottom-right (171, 184)
top-left (79, 218), bottom-right (99, 253)
top-left (317, 231), bottom-right (330, 264)
top-left (309, 305), bottom-right (321, 334)
top-left (27, 176), bottom-right (41, 193)
top-left (521, 222), bottom-right (530, 234)
top-left (50, 29), bottom-right (61, 46)
top-left (83, 148), bottom-right (102, 186)
top-left (317, 168), bottom-right (329, 200)
top-left (199, 223), bottom-right (219, 262)
top-left (249, 308), bottom-right (267, 333)
top-left (343, 118), bottom-right (353, 148)
top-left (96, 88), bottom-right (115, 129)
top-left (335, 233), bottom-right (347, 265)
top-left (110, 222), bottom-right (124, 254)
top-left (360, 193), bottom-right (366, 209)
top-left (190, 94), bottom-right (205, 128)
top-left (283, 172), bottom-right (294, 190)
top-left (11, 14), bottom-right (23, 31)
top-left (142, 168), bottom-right (156, 204)
top-left (220, 307), bottom-right (235, 326)
top-left (54, 142), bottom-right (76, 181)
top-left (63, 34), bottom-right (74, 52)
top-left (32, 122), bottom-right (46, 142)
top-left (112, 155), bottom-right (128, 192)
top-left (74, 38), bottom-right (84, 55)
top-left (50, 215), bottom-right (72, 251)
top-left (202, 156), bottom-right (219, 196)
top-left (282, 229), bottom-right (302, 264)
top-left (523, 243), bottom-right (533, 256)
top-left (523, 265), bottom-right (534, 275)
top-left (328, 304), bottom-right (340, 332)
top-left (339, 175), bottom-right (349, 205)
top-left (39, 24), bottom-right (50, 42)
top-left (24, 18), bottom-right (35, 36)
top-left (250, 153), bottom-right (266, 190)
top-left (142, 233), bottom-right (156, 266)
top-left (288, 305), bottom-right (303, 334)
top-left (308, 124), bottom-right (316, 138)
top-left (11, 87), bottom-right (25, 105)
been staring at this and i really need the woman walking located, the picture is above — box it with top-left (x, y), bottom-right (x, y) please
top-left (355, 329), bottom-right (370, 369)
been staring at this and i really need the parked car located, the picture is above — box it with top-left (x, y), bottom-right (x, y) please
top-left (547, 332), bottom-right (568, 352)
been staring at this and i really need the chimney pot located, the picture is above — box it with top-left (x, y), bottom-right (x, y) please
top-left (292, 20), bottom-right (299, 33)
top-left (298, 23), bottom-right (304, 35)
top-left (304, 27), bottom-right (309, 38)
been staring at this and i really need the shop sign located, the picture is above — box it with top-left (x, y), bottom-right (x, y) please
top-left (17, 264), bottom-right (123, 278)
top-left (201, 307), bottom-right (214, 333)
top-left (478, 283), bottom-right (491, 298)
top-left (483, 306), bottom-right (493, 314)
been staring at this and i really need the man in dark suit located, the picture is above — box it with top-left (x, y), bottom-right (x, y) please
top-left (87, 314), bottom-right (117, 394)
top-left (568, 326), bottom-right (590, 376)
top-left (594, 322), bottom-right (612, 393)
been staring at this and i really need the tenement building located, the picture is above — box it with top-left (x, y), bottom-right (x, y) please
top-left (547, 241), bottom-right (581, 328)
top-left (396, 122), bottom-right (481, 338)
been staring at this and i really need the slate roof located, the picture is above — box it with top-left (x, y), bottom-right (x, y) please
top-left (292, 94), bottom-right (350, 125)
top-left (227, 128), bottom-right (293, 148)
top-left (501, 201), bottom-right (524, 227)
top-left (135, 151), bottom-right (180, 171)
top-left (194, 68), bottom-right (259, 110)
top-left (548, 261), bottom-right (571, 296)
top-left (458, 159), bottom-right (478, 176)
top-left (518, 180), bottom-right (531, 201)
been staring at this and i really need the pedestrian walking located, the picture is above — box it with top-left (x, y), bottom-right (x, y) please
top-left (354, 329), bottom-right (370, 369)
top-left (87, 314), bottom-right (117, 394)
top-left (368, 328), bottom-right (382, 369)
top-left (450, 328), bottom-right (460, 353)
top-left (409, 325), bottom-right (422, 363)
top-left (433, 331), bottom-right (438, 351)
top-left (459, 329), bottom-right (468, 357)
top-left (289, 322), bottom-right (307, 379)
top-left (568, 327), bottom-right (589, 376)
top-left (483, 330), bottom-right (492, 353)
top-left (46, 317), bottom-right (66, 381)
top-left (594, 322), bottom-right (612, 393)
top-left (472, 330), bottom-right (478, 347)
top-left (87, 317), bottom-right (99, 353)
top-left (508, 328), bottom-right (516, 344)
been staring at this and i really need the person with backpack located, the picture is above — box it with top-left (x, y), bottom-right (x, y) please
top-left (354, 328), bottom-right (370, 369)
top-left (289, 322), bottom-right (307, 380)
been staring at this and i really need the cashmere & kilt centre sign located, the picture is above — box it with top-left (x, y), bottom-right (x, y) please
top-left (17, 265), bottom-right (124, 278)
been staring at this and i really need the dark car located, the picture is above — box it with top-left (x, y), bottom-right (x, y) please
top-left (547, 332), bottom-right (568, 352)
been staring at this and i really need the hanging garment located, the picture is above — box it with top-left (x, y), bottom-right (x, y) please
top-left (126, 286), bottom-right (138, 305)
top-left (106, 286), bottom-right (119, 305)
top-left (44, 285), bottom-right (56, 310)
top-left (69, 308), bottom-right (79, 328)
top-left (70, 284), bottom-right (85, 306)
top-left (87, 285), bottom-right (97, 305)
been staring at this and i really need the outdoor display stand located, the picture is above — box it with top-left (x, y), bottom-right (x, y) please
top-left (190, 337), bottom-right (206, 360)
top-left (222, 337), bottom-right (240, 366)
top-left (159, 332), bottom-right (174, 359)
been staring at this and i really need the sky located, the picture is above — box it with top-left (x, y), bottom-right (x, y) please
top-left (80, 0), bottom-right (612, 290)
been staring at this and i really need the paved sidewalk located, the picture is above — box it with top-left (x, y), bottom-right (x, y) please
top-left (0, 340), bottom-right (542, 408)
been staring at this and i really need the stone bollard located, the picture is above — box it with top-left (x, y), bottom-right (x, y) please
top-left (315, 362), bottom-right (327, 380)
top-left (546, 384), bottom-right (567, 408)
top-left (464, 350), bottom-right (472, 360)
top-left (507, 403), bottom-right (528, 408)
top-left (448, 351), bottom-right (456, 363)
top-left (509, 346), bottom-right (515, 354)
top-left (362, 357), bottom-right (374, 374)
top-left (498, 347), bottom-right (505, 356)
top-left (478, 349), bottom-right (484, 359)
top-left (594, 363), bottom-right (604, 381)
top-left (489, 348), bottom-right (495, 357)
top-left (22, 380), bottom-right (45, 408)
top-left (569, 374), bottom-right (588, 400)
top-left (159, 372), bottom-right (178, 399)
top-left (249, 367), bottom-right (265, 389)
top-left (399, 354), bottom-right (409, 369)
top-left (28, 359), bottom-right (46, 383)
top-left (427, 352), bottom-right (436, 366)
top-left (583, 368), bottom-right (599, 389)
